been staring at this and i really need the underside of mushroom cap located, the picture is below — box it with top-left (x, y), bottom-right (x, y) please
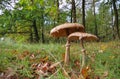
top-left (50, 23), bottom-right (85, 37)
top-left (68, 32), bottom-right (99, 41)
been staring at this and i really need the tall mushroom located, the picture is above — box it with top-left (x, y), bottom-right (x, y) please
top-left (68, 32), bottom-right (98, 72)
top-left (50, 23), bottom-right (85, 65)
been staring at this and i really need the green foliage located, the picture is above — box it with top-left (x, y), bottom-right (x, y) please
top-left (0, 0), bottom-right (120, 42)
top-left (86, 8), bottom-right (95, 33)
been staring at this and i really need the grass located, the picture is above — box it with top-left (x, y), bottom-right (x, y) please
top-left (0, 39), bottom-right (120, 79)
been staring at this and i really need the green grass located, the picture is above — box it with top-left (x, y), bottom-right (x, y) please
top-left (0, 39), bottom-right (120, 79)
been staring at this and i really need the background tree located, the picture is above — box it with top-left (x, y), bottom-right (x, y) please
top-left (56, 0), bottom-right (60, 24)
top-left (112, 0), bottom-right (119, 39)
top-left (93, 0), bottom-right (98, 37)
top-left (82, 0), bottom-right (85, 29)
top-left (71, 0), bottom-right (76, 23)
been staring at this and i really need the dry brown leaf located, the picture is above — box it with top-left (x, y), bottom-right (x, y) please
top-left (31, 63), bottom-right (38, 69)
top-left (49, 62), bottom-right (61, 69)
top-left (23, 51), bottom-right (30, 56)
top-left (40, 56), bottom-right (49, 62)
top-left (30, 54), bottom-right (35, 59)
top-left (81, 66), bottom-right (90, 79)
top-left (34, 61), bottom-right (59, 77)
top-left (102, 71), bottom-right (109, 77)
top-left (48, 62), bottom-right (60, 74)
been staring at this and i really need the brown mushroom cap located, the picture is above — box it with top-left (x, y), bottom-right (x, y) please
top-left (50, 23), bottom-right (85, 37)
top-left (68, 32), bottom-right (98, 41)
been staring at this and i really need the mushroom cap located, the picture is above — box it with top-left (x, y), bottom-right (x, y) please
top-left (50, 23), bottom-right (85, 37)
top-left (68, 32), bottom-right (98, 41)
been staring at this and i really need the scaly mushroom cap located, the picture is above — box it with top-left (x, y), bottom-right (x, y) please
top-left (68, 32), bottom-right (98, 41)
top-left (50, 23), bottom-right (85, 37)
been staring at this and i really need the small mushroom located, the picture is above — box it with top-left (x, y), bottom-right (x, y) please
top-left (50, 23), bottom-right (85, 65)
top-left (68, 32), bottom-right (98, 72)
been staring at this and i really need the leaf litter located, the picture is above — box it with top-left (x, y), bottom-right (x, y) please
top-left (0, 48), bottom-right (110, 79)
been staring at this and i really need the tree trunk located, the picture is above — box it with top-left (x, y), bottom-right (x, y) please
top-left (71, 0), bottom-right (76, 23)
top-left (41, 26), bottom-right (45, 43)
top-left (82, 0), bottom-right (85, 29)
top-left (30, 25), bottom-right (33, 42)
top-left (57, 0), bottom-right (60, 24)
top-left (93, 0), bottom-right (98, 36)
top-left (71, 7), bottom-right (73, 23)
top-left (112, 0), bottom-right (120, 39)
top-left (33, 19), bottom-right (39, 42)
top-left (111, 4), bottom-right (115, 39)
top-left (41, 8), bottom-right (45, 43)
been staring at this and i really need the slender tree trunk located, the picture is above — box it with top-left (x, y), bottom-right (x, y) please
top-left (71, 0), bottom-right (76, 23)
top-left (57, 0), bottom-right (60, 24)
top-left (41, 8), bottom-right (45, 43)
top-left (71, 8), bottom-right (73, 23)
top-left (112, 0), bottom-right (120, 39)
top-left (111, 4), bottom-right (115, 39)
top-left (33, 19), bottom-right (39, 42)
top-left (30, 25), bottom-right (33, 42)
top-left (82, 0), bottom-right (85, 29)
top-left (93, 0), bottom-right (98, 36)
top-left (30, 0), bottom-right (39, 42)
top-left (41, 26), bottom-right (44, 43)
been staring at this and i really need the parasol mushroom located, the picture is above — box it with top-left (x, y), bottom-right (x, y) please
top-left (68, 32), bottom-right (98, 72)
top-left (50, 23), bottom-right (85, 65)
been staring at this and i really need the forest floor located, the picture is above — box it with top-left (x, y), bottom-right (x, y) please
top-left (0, 39), bottom-right (120, 79)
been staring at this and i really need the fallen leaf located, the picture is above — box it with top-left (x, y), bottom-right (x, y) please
top-left (30, 54), bottom-right (35, 59)
top-left (48, 62), bottom-right (60, 74)
top-left (102, 71), bottom-right (108, 77)
top-left (81, 66), bottom-right (90, 79)
top-left (40, 56), bottom-right (49, 62)
top-left (49, 62), bottom-right (60, 69)
top-left (41, 63), bottom-right (49, 73)
top-left (23, 51), bottom-right (30, 56)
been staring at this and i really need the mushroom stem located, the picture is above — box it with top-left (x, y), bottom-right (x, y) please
top-left (80, 39), bottom-right (86, 73)
top-left (64, 40), bottom-right (71, 65)
top-left (80, 39), bottom-right (84, 49)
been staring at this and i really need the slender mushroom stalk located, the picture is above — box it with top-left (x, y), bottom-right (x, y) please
top-left (65, 40), bottom-right (71, 65)
top-left (68, 32), bottom-right (98, 73)
top-left (79, 37), bottom-right (86, 73)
